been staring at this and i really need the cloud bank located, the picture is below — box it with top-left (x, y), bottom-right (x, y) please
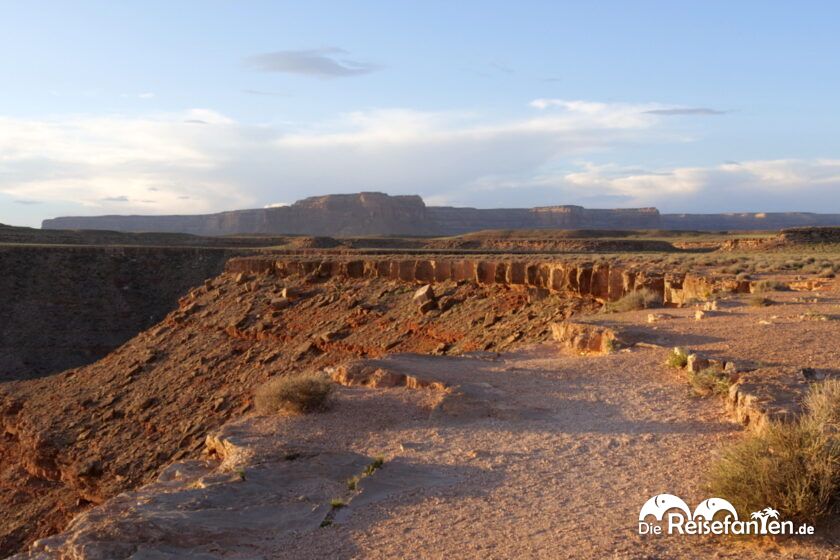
top-left (0, 100), bottom-right (838, 225)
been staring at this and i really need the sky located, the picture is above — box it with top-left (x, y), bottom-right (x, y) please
top-left (1, 1), bottom-right (839, 227)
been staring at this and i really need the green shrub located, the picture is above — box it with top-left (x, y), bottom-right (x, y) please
top-left (708, 380), bottom-right (840, 524)
top-left (667, 347), bottom-right (689, 369)
top-left (364, 456), bottom-right (385, 476)
top-left (254, 372), bottom-right (333, 414)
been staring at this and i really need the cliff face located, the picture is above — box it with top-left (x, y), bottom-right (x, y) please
top-left (42, 192), bottom-right (840, 235)
top-left (0, 246), bottom-right (237, 380)
top-left (660, 212), bottom-right (840, 230)
top-left (42, 193), bottom-right (437, 236)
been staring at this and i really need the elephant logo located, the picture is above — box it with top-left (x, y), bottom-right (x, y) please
top-left (692, 498), bottom-right (739, 521)
top-left (640, 495), bottom-right (812, 536)
top-left (639, 494), bottom-right (692, 521)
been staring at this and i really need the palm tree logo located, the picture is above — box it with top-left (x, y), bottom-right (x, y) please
top-left (750, 507), bottom-right (780, 533)
top-left (763, 507), bottom-right (780, 519)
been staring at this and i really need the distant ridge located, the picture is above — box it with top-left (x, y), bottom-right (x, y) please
top-left (41, 192), bottom-right (840, 235)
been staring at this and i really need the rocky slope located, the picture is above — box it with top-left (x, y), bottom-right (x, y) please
top-left (3, 251), bottom-right (838, 557)
top-left (0, 262), bottom-right (597, 556)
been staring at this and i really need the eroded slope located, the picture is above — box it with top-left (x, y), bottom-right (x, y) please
top-left (0, 267), bottom-right (593, 556)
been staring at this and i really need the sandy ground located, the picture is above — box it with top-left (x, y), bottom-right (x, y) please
top-left (267, 348), bottom-right (835, 559)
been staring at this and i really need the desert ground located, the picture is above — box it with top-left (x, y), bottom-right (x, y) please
top-left (1, 225), bottom-right (839, 559)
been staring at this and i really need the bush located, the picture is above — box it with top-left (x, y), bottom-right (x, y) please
top-left (667, 347), bottom-right (689, 369)
top-left (708, 380), bottom-right (840, 524)
top-left (254, 372), bottom-right (333, 414)
top-left (689, 367), bottom-right (731, 397)
top-left (753, 279), bottom-right (789, 293)
top-left (748, 295), bottom-right (773, 307)
top-left (603, 288), bottom-right (659, 313)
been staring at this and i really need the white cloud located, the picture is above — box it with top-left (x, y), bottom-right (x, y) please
top-left (506, 160), bottom-right (840, 212)
top-left (0, 99), bottom-right (838, 225)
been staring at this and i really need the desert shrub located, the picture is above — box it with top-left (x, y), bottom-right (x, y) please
top-left (254, 372), bottom-right (333, 414)
top-left (667, 347), bottom-right (689, 369)
top-left (753, 279), bottom-right (789, 292)
top-left (723, 265), bottom-right (746, 275)
top-left (748, 295), bottom-right (773, 307)
top-left (689, 367), bottom-right (731, 397)
top-left (364, 456), bottom-right (385, 476)
top-left (708, 379), bottom-right (840, 524)
top-left (603, 288), bottom-right (659, 313)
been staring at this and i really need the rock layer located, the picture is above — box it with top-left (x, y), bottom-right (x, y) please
top-left (42, 192), bottom-right (840, 235)
top-left (225, 256), bottom-right (724, 305)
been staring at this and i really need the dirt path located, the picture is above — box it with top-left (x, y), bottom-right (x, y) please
top-left (276, 347), bottom-right (749, 559)
top-left (20, 342), bottom-right (836, 558)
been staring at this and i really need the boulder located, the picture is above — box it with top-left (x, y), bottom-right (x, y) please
top-left (551, 321), bottom-right (621, 354)
top-left (412, 285), bottom-right (436, 305)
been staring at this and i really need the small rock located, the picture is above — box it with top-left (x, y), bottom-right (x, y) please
top-left (413, 284), bottom-right (436, 305)
top-left (76, 460), bottom-right (103, 478)
top-left (319, 330), bottom-right (342, 343)
top-left (438, 296), bottom-right (459, 312)
top-left (293, 341), bottom-right (320, 361)
top-left (270, 297), bottom-right (290, 310)
top-left (686, 354), bottom-right (710, 373)
top-left (419, 300), bottom-right (438, 314)
top-left (483, 312), bottom-right (498, 328)
top-left (800, 367), bottom-right (825, 382)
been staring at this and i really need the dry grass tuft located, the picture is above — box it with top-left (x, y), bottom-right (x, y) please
top-left (748, 295), bottom-right (774, 307)
top-left (708, 379), bottom-right (840, 525)
top-left (254, 371), bottom-right (333, 415)
top-left (753, 279), bottom-right (790, 293)
top-left (603, 288), bottom-right (659, 313)
top-left (688, 367), bottom-right (731, 397)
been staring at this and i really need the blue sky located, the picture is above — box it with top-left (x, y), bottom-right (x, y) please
top-left (1, 1), bottom-right (839, 226)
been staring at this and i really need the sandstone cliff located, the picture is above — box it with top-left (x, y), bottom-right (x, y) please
top-left (41, 192), bottom-right (840, 235)
top-left (42, 192), bottom-right (663, 235)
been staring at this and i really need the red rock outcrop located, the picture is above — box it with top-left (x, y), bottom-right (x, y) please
top-left (225, 256), bottom-right (729, 306)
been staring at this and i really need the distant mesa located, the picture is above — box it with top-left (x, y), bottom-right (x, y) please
top-left (41, 192), bottom-right (840, 236)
